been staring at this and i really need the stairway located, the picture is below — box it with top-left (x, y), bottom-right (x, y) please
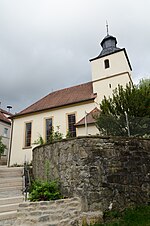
top-left (0, 166), bottom-right (24, 226)
top-left (0, 156), bottom-right (7, 165)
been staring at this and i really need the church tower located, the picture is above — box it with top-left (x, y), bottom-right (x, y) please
top-left (90, 31), bottom-right (133, 104)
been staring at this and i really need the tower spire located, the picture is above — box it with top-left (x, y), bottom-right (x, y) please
top-left (106, 20), bottom-right (109, 36)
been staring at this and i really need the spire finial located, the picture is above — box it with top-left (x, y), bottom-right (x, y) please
top-left (106, 20), bottom-right (109, 36)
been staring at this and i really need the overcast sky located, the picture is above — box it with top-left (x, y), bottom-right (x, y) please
top-left (0, 0), bottom-right (150, 113)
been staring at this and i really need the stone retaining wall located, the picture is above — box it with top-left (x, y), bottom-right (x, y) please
top-left (14, 197), bottom-right (103, 226)
top-left (33, 136), bottom-right (150, 212)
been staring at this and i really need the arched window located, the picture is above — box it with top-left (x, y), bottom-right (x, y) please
top-left (104, 59), bottom-right (110, 69)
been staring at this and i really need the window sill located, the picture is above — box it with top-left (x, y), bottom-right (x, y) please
top-left (22, 146), bottom-right (32, 150)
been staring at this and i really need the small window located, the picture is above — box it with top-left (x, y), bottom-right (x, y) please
top-left (104, 59), bottom-right (110, 69)
top-left (4, 128), bottom-right (8, 137)
top-left (25, 122), bottom-right (32, 147)
top-left (45, 118), bottom-right (53, 142)
top-left (68, 114), bottom-right (76, 137)
top-left (109, 84), bottom-right (112, 88)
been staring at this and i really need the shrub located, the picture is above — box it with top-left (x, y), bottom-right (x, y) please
top-left (66, 130), bottom-right (72, 139)
top-left (87, 205), bottom-right (150, 226)
top-left (0, 136), bottom-right (7, 158)
top-left (48, 126), bottom-right (63, 143)
top-left (29, 180), bottom-right (63, 202)
top-left (33, 135), bottom-right (45, 145)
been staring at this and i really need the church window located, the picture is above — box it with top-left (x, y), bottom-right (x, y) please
top-left (109, 84), bottom-right (112, 88)
top-left (104, 59), bottom-right (110, 69)
top-left (45, 118), bottom-right (53, 142)
top-left (68, 114), bottom-right (76, 137)
top-left (4, 128), bottom-right (8, 137)
top-left (25, 122), bottom-right (32, 147)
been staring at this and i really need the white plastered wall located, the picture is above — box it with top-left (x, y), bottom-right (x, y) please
top-left (10, 101), bottom-right (96, 165)
top-left (93, 73), bottom-right (131, 104)
top-left (77, 124), bottom-right (99, 137)
top-left (90, 50), bottom-right (132, 104)
top-left (90, 50), bottom-right (132, 81)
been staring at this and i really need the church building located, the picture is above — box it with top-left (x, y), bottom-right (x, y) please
top-left (8, 32), bottom-right (132, 166)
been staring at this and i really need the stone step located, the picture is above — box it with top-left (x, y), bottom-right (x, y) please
top-left (0, 174), bottom-right (23, 179)
top-left (0, 166), bottom-right (24, 225)
top-left (0, 178), bottom-right (22, 188)
top-left (0, 210), bottom-right (17, 221)
top-left (0, 186), bottom-right (22, 193)
top-left (0, 189), bottom-right (23, 199)
top-left (0, 167), bottom-right (23, 178)
top-left (0, 196), bottom-right (24, 206)
top-left (0, 156), bottom-right (7, 166)
top-left (0, 203), bottom-right (20, 213)
top-left (0, 166), bottom-right (23, 171)
top-left (0, 218), bottom-right (16, 226)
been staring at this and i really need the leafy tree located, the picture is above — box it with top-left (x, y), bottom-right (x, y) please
top-left (95, 79), bottom-right (150, 137)
top-left (0, 136), bottom-right (7, 158)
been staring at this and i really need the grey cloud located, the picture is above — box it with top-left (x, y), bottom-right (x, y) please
top-left (0, 0), bottom-right (149, 112)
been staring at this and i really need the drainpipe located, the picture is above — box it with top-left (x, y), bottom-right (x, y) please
top-left (85, 111), bottom-right (88, 136)
top-left (7, 118), bottom-right (14, 167)
top-left (125, 111), bottom-right (130, 137)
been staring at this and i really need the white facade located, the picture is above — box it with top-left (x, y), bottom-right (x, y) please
top-left (90, 49), bottom-right (132, 104)
top-left (9, 34), bottom-right (132, 166)
top-left (91, 50), bottom-right (131, 82)
top-left (77, 124), bottom-right (99, 137)
top-left (10, 101), bottom-right (96, 165)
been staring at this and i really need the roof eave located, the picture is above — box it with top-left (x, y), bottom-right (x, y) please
top-left (75, 121), bottom-right (95, 127)
top-left (12, 97), bottom-right (96, 119)
top-left (0, 119), bottom-right (11, 125)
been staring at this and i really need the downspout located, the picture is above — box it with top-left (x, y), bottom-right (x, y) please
top-left (85, 111), bottom-right (88, 136)
top-left (7, 118), bottom-right (14, 167)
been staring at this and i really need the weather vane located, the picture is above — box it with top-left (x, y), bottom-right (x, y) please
top-left (106, 20), bottom-right (109, 36)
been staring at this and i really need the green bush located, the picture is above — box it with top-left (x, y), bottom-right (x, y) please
top-left (48, 126), bottom-right (63, 143)
top-left (33, 135), bottom-right (45, 145)
top-left (88, 205), bottom-right (150, 226)
top-left (0, 136), bottom-right (7, 157)
top-left (29, 180), bottom-right (63, 202)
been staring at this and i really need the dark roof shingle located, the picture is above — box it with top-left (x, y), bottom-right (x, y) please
top-left (14, 82), bottom-right (96, 117)
top-left (75, 107), bottom-right (100, 126)
top-left (0, 109), bottom-right (12, 124)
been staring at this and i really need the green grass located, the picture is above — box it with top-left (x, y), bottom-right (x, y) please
top-left (90, 205), bottom-right (150, 226)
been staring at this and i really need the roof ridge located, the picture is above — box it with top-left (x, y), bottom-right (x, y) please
top-left (52, 81), bottom-right (92, 93)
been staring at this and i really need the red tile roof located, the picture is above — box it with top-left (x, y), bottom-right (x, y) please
top-left (14, 82), bottom-right (97, 117)
top-left (75, 107), bottom-right (100, 126)
top-left (0, 109), bottom-right (12, 124)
